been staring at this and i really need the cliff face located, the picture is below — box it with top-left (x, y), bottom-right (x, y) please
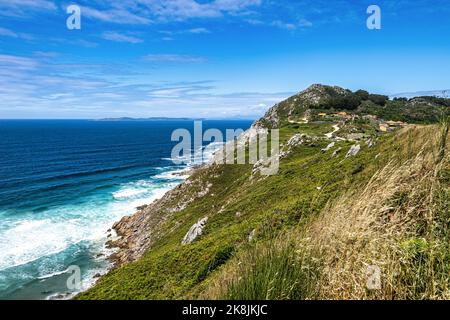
top-left (79, 84), bottom-right (449, 300)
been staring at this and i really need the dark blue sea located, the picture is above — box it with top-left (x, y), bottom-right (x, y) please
top-left (0, 119), bottom-right (252, 299)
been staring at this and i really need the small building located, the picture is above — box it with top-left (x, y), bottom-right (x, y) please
top-left (333, 111), bottom-right (353, 120)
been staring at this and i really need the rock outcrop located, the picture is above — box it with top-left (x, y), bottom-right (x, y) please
top-left (108, 168), bottom-right (213, 265)
top-left (182, 217), bottom-right (208, 245)
top-left (256, 84), bottom-right (352, 128)
top-left (346, 144), bottom-right (361, 158)
top-left (321, 142), bottom-right (335, 152)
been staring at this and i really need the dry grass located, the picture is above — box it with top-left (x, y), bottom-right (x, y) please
top-left (309, 154), bottom-right (448, 299)
top-left (202, 125), bottom-right (449, 300)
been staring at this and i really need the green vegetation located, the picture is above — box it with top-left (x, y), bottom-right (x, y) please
top-left (78, 85), bottom-right (449, 300)
top-left (262, 84), bottom-right (449, 127)
top-left (206, 125), bottom-right (449, 300)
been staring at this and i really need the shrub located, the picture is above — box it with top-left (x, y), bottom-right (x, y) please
top-left (355, 89), bottom-right (370, 101)
top-left (368, 94), bottom-right (389, 106)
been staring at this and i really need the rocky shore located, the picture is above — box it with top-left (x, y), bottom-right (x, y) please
top-left (103, 124), bottom-right (260, 267)
top-left (106, 167), bottom-right (197, 265)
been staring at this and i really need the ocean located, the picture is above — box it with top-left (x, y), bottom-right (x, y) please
top-left (0, 119), bottom-right (252, 300)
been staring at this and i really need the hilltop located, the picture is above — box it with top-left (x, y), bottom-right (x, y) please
top-left (78, 84), bottom-right (449, 300)
top-left (257, 84), bottom-right (449, 128)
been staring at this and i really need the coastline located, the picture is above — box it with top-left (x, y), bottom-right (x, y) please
top-left (0, 120), bottom-right (254, 300)
top-left (106, 166), bottom-right (197, 266)
top-left (73, 145), bottom-right (224, 298)
top-left (41, 166), bottom-right (193, 300)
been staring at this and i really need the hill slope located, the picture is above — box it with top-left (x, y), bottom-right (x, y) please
top-left (257, 84), bottom-right (449, 128)
top-left (78, 85), bottom-right (449, 300)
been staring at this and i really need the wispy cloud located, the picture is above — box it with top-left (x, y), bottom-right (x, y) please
top-left (160, 27), bottom-right (212, 35)
top-left (0, 54), bottom-right (38, 70)
top-left (271, 18), bottom-right (313, 30)
top-left (0, 0), bottom-right (57, 17)
top-left (80, 5), bottom-right (152, 25)
top-left (143, 54), bottom-right (206, 63)
top-left (187, 27), bottom-right (211, 34)
top-left (78, 0), bottom-right (261, 25)
top-left (102, 31), bottom-right (143, 44)
top-left (0, 27), bottom-right (34, 40)
top-left (0, 27), bottom-right (18, 37)
top-left (0, 53), bottom-right (286, 119)
top-left (49, 37), bottom-right (99, 48)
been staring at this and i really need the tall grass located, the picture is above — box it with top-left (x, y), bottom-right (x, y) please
top-left (437, 112), bottom-right (449, 163)
top-left (223, 240), bottom-right (320, 300)
top-left (204, 125), bottom-right (449, 300)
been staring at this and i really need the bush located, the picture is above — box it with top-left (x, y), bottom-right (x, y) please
top-left (369, 94), bottom-right (389, 106)
top-left (320, 94), bottom-right (361, 110)
top-left (355, 89), bottom-right (370, 101)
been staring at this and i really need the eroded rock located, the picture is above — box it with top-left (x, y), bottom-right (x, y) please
top-left (182, 217), bottom-right (208, 245)
top-left (321, 142), bottom-right (335, 152)
top-left (248, 229), bottom-right (256, 242)
top-left (346, 144), bottom-right (361, 158)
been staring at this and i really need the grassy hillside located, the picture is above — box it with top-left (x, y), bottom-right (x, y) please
top-left (257, 85), bottom-right (449, 128)
top-left (204, 126), bottom-right (449, 300)
top-left (78, 86), bottom-right (449, 300)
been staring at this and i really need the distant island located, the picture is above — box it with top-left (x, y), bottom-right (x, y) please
top-left (94, 117), bottom-right (205, 122)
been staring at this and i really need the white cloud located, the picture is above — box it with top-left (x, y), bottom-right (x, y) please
top-left (187, 28), bottom-right (211, 34)
top-left (271, 18), bottom-right (313, 30)
top-left (0, 0), bottom-right (57, 17)
top-left (143, 54), bottom-right (206, 63)
top-left (80, 6), bottom-right (152, 25)
top-left (0, 27), bottom-right (34, 40)
top-left (0, 54), bottom-right (38, 70)
top-left (0, 53), bottom-right (287, 119)
top-left (102, 31), bottom-right (143, 44)
top-left (79, 0), bottom-right (261, 24)
top-left (0, 27), bottom-right (18, 37)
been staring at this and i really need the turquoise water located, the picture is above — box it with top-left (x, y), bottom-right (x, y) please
top-left (0, 119), bottom-right (252, 299)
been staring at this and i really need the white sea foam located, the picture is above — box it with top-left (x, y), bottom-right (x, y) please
top-left (0, 169), bottom-right (187, 276)
top-left (153, 168), bottom-right (189, 180)
top-left (161, 141), bottom-right (225, 167)
top-left (112, 188), bottom-right (148, 200)
top-left (37, 268), bottom-right (70, 280)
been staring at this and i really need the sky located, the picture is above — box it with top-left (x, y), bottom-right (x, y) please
top-left (0, 0), bottom-right (450, 119)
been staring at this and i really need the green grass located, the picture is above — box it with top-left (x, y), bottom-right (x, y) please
top-left (78, 121), bottom-right (448, 300)
top-left (224, 242), bottom-right (320, 300)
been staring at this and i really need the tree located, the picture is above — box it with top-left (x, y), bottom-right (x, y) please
top-left (355, 90), bottom-right (369, 101)
top-left (369, 94), bottom-right (389, 106)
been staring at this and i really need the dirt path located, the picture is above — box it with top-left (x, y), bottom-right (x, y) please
top-left (325, 124), bottom-right (340, 139)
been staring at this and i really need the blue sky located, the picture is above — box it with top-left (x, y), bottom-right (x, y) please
top-left (0, 0), bottom-right (450, 119)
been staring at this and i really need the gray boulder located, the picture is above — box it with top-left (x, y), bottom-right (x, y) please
top-left (321, 142), bottom-right (335, 152)
top-left (346, 144), bottom-right (361, 158)
top-left (182, 217), bottom-right (208, 245)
